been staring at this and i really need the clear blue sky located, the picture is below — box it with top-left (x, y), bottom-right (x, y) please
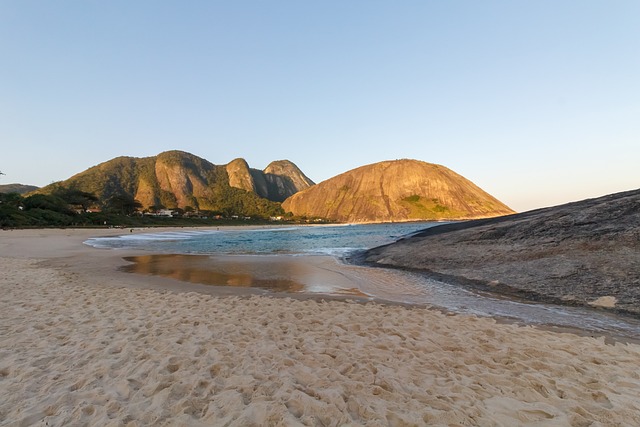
top-left (1, 1), bottom-right (638, 212)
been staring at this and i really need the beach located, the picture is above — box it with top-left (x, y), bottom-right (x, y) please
top-left (1, 229), bottom-right (640, 426)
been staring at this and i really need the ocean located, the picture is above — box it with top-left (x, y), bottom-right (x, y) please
top-left (84, 222), bottom-right (433, 256)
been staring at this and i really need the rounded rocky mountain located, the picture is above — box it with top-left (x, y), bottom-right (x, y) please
top-left (282, 159), bottom-right (514, 223)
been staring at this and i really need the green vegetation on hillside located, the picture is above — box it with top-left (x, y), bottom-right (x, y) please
top-left (43, 156), bottom-right (151, 203)
top-left (1, 192), bottom-right (77, 227)
top-left (0, 190), bottom-right (292, 228)
top-left (399, 195), bottom-right (465, 220)
top-left (30, 151), bottom-right (287, 222)
top-left (200, 167), bottom-right (284, 218)
top-left (1, 163), bottom-right (295, 227)
top-left (1, 152), bottom-right (326, 227)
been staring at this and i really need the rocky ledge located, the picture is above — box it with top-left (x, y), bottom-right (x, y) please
top-left (363, 189), bottom-right (640, 317)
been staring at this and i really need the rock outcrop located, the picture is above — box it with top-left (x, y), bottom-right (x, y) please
top-left (282, 159), bottom-right (513, 222)
top-left (226, 159), bottom-right (315, 203)
top-left (262, 160), bottom-right (316, 202)
top-left (363, 189), bottom-right (640, 316)
top-left (226, 158), bottom-right (258, 194)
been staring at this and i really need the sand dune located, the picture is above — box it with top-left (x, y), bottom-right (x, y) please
top-left (2, 253), bottom-right (640, 426)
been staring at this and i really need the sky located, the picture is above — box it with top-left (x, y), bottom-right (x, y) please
top-left (1, 1), bottom-right (638, 212)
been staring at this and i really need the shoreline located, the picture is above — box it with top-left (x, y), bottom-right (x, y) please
top-left (353, 249), bottom-right (640, 320)
top-left (2, 228), bottom-right (640, 425)
top-left (4, 227), bottom-right (639, 342)
top-left (362, 189), bottom-right (640, 318)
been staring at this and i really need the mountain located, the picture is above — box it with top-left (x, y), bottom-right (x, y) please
top-left (282, 159), bottom-right (514, 223)
top-left (263, 160), bottom-right (316, 202)
top-left (362, 188), bottom-right (640, 316)
top-left (36, 150), bottom-right (311, 216)
top-left (0, 184), bottom-right (39, 194)
top-left (226, 158), bottom-right (315, 202)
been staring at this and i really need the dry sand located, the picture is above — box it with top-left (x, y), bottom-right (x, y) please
top-left (1, 229), bottom-right (640, 426)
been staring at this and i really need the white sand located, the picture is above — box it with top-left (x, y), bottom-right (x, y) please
top-left (1, 229), bottom-right (640, 426)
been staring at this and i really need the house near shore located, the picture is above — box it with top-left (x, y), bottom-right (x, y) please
top-left (73, 206), bottom-right (102, 214)
top-left (144, 209), bottom-right (176, 218)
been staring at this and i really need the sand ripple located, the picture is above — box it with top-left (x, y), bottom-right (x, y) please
top-left (1, 257), bottom-right (640, 426)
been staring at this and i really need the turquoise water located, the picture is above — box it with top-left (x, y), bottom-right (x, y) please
top-left (85, 222), bottom-right (640, 340)
top-left (84, 222), bottom-right (435, 256)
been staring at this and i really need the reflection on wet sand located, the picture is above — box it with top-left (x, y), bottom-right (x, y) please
top-left (122, 254), bottom-right (304, 292)
top-left (117, 254), bottom-right (640, 340)
top-left (121, 254), bottom-right (368, 296)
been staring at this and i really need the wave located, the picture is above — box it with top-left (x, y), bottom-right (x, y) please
top-left (83, 222), bottom-right (434, 255)
top-left (84, 230), bottom-right (217, 248)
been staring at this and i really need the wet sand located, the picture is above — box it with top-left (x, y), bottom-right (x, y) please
top-left (1, 228), bottom-right (640, 426)
top-left (120, 254), bottom-right (371, 297)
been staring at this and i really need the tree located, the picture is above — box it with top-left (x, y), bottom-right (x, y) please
top-left (105, 194), bottom-right (142, 216)
top-left (54, 188), bottom-right (99, 212)
top-left (0, 192), bottom-right (23, 208)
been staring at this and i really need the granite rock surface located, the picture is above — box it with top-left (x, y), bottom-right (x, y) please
top-left (364, 189), bottom-right (640, 316)
top-left (283, 159), bottom-right (514, 223)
